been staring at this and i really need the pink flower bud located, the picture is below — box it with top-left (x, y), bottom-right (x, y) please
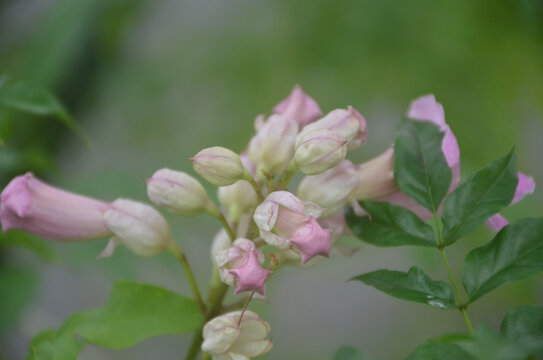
top-left (298, 160), bottom-right (359, 215)
top-left (253, 191), bottom-right (331, 264)
top-left (147, 168), bottom-right (216, 216)
top-left (297, 106), bottom-right (367, 151)
top-left (191, 146), bottom-right (246, 186)
top-left (202, 311), bottom-right (272, 359)
top-left (486, 172), bottom-right (536, 231)
top-left (248, 114), bottom-right (299, 179)
top-left (101, 199), bottom-right (174, 258)
top-left (215, 238), bottom-right (270, 296)
top-left (294, 129), bottom-right (348, 175)
top-left (273, 84), bottom-right (322, 126)
top-left (0, 173), bottom-right (112, 241)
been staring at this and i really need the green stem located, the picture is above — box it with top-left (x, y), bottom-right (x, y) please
top-left (172, 246), bottom-right (207, 315)
top-left (216, 211), bottom-right (236, 241)
top-left (244, 171), bottom-right (264, 201)
top-left (272, 162), bottom-right (298, 191)
top-left (434, 214), bottom-right (474, 334)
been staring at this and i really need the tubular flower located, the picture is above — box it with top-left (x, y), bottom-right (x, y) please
top-left (201, 311), bottom-right (272, 360)
top-left (297, 106), bottom-right (367, 151)
top-left (351, 94), bottom-right (460, 220)
top-left (298, 160), bottom-right (359, 216)
top-left (253, 191), bottom-right (331, 264)
top-left (215, 238), bottom-right (270, 296)
top-left (248, 114), bottom-right (299, 179)
top-left (486, 172), bottom-right (536, 231)
top-left (0, 172), bottom-right (112, 241)
top-left (100, 199), bottom-right (175, 258)
top-left (273, 84), bottom-right (322, 126)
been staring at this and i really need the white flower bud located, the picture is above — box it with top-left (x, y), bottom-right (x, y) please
top-left (146, 168), bottom-right (216, 216)
top-left (297, 106), bottom-right (367, 150)
top-left (210, 229), bottom-right (232, 263)
top-left (202, 311), bottom-right (272, 359)
top-left (297, 160), bottom-right (359, 215)
top-left (218, 180), bottom-right (258, 222)
top-left (101, 199), bottom-right (174, 258)
top-left (294, 129), bottom-right (347, 175)
top-left (248, 114), bottom-right (298, 179)
top-left (350, 147), bottom-right (396, 200)
top-left (191, 146), bottom-right (246, 186)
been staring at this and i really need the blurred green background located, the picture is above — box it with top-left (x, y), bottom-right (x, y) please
top-left (0, 0), bottom-right (542, 359)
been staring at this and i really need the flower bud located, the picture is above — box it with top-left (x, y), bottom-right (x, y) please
top-left (253, 191), bottom-right (331, 264)
top-left (297, 106), bottom-right (367, 150)
top-left (210, 229), bottom-right (232, 263)
top-left (215, 238), bottom-right (270, 296)
top-left (101, 199), bottom-right (174, 258)
top-left (294, 129), bottom-right (347, 175)
top-left (298, 160), bottom-right (359, 215)
top-left (191, 146), bottom-right (246, 186)
top-left (218, 180), bottom-right (258, 222)
top-left (0, 173), bottom-right (112, 241)
top-left (273, 84), bottom-right (322, 126)
top-left (202, 311), bottom-right (272, 359)
top-left (350, 147), bottom-right (396, 200)
top-left (147, 168), bottom-right (216, 216)
top-left (248, 114), bottom-right (298, 179)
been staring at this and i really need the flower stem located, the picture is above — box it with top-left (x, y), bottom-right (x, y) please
top-left (433, 214), bottom-right (474, 334)
top-left (272, 162), bottom-right (298, 191)
top-left (172, 246), bottom-right (207, 315)
top-left (244, 171), bottom-right (264, 201)
top-left (216, 211), bottom-right (236, 241)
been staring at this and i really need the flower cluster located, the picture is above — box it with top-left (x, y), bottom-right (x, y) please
top-left (0, 85), bottom-right (535, 359)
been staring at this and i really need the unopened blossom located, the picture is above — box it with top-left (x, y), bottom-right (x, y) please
top-left (0, 172), bottom-right (112, 241)
top-left (486, 172), bottom-right (536, 231)
top-left (100, 199), bottom-right (175, 258)
top-left (218, 180), bottom-right (258, 222)
top-left (294, 129), bottom-right (348, 175)
top-left (298, 160), bottom-right (359, 215)
top-left (147, 168), bottom-right (217, 216)
top-left (273, 84), bottom-right (322, 126)
top-left (210, 229), bottom-right (232, 263)
top-left (191, 146), bottom-right (246, 186)
top-left (215, 238), bottom-right (270, 296)
top-left (201, 310), bottom-right (272, 360)
top-left (352, 95), bottom-right (460, 220)
top-left (253, 191), bottom-right (331, 264)
top-left (248, 114), bottom-right (298, 179)
top-left (297, 106), bottom-right (367, 151)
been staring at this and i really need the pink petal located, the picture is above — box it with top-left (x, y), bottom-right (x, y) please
top-left (274, 85), bottom-right (322, 126)
top-left (485, 214), bottom-right (509, 232)
top-left (512, 172), bottom-right (535, 204)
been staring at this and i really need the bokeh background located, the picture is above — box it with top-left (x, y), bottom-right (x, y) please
top-left (1, 0), bottom-right (542, 359)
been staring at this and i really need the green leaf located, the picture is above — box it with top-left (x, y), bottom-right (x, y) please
top-left (462, 218), bottom-right (543, 303)
top-left (27, 330), bottom-right (84, 360)
top-left (333, 346), bottom-right (374, 360)
top-left (501, 305), bottom-right (543, 356)
top-left (394, 120), bottom-right (452, 212)
top-left (442, 149), bottom-right (518, 245)
top-left (0, 231), bottom-right (60, 263)
top-left (74, 280), bottom-right (203, 349)
top-left (407, 343), bottom-right (476, 360)
top-left (0, 78), bottom-right (89, 145)
top-left (351, 267), bottom-right (456, 309)
top-left (461, 326), bottom-right (528, 360)
top-left (345, 202), bottom-right (436, 247)
top-left (0, 267), bottom-right (37, 334)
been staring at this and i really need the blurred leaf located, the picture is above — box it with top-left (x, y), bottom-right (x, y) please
top-left (0, 77), bottom-right (89, 145)
top-left (346, 202), bottom-right (436, 247)
top-left (501, 305), bottom-right (543, 357)
top-left (0, 267), bottom-right (37, 334)
top-left (407, 343), bottom-right (475, 360)
top-left (74, 280), bottom-right (203, 349)
top-left (351, 267), bottom-right (456, 309)
top-left (422, 333), bottom-right (473, 345)
top-left (0, 231), bottom-right (60, 263)
top-left (27, 329), bottom-right (84, 360)
top-left (394, 120), bottom-right (451, 212)
top-left (442, 149), bottom-right (518, 245)
top-left (333, 346), bottom-right (374, 360)
top-left (460, 326), bottom-right (528, 360)
top-left (462, 218), bottom-right (543, 304)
